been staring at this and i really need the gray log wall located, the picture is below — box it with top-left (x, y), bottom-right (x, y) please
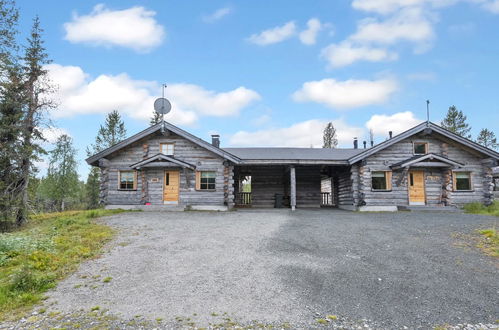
top-left (356, 133), bottom-right (490, 207)
top-left (101, 131), bottom-right (233, 207)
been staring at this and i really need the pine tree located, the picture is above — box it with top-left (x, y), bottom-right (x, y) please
top-left (44, 134), bottom-right (79, 211)
top-left (322, 122), bottom-right (338, 148)
top-left (150, 111), bottom-right (162, 126)
top-left (85, 110), bottom-right (127, 208)
top-left (440, 106), bottom-right (472, 138)
top-left (476, 128), bottom-right (498, 150)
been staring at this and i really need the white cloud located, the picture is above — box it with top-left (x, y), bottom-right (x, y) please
top-left (64, 4), bottom-right (165, 52)
top-left (351, 0), bottom-right (458, 14)
top-left (350, 8), bottom-right (434, 50)
top-left (46, 64), bottom-right (260, 126)
top-left (321, 41), bottom-right (398, 68)
top-left (229, 119), bottom-right (363, 147)
top-left (203, 7), bottom-right (232, 23)
top-left (292, 78), bottom-right (398, 110)
top-left (299, 18), bottom-right (323, 45)
top-left (481, 0), bottom-right (499, 13)
top-left (166, 84), bottom-right (261, 117)
top-left (40, 127), bottom-right (71, 144)
top-left (366, 111), bottom-right (422, 137)
top-left (247, 21), bottom-right (297, 46)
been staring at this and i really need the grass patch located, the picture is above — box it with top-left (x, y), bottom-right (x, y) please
top-left (463, 202), bottom-right (499, 257)
top-left (0, 209), bottom-right (126, 320)
top-left (463, 201), bottom-right (499, 217)
top-left (102, 276), bottom-right (112, 283)
top-left (477, 228), bottom-right (499, 257)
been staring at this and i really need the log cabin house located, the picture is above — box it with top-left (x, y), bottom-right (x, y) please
top-left (86, 121), bottom-right (499, 211)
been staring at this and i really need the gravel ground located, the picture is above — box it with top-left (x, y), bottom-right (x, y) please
top-left (2, 209), bottom-right (498, 329)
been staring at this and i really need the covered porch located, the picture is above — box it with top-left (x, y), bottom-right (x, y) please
top-left (232, 164), bottom-right (353, 210)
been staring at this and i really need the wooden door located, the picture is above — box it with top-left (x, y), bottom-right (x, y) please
top-left (163, 170), bottom-right (179, 203)
top-left (408, 170), bottom-right (425, 205)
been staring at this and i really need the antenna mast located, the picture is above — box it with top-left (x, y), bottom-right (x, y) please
top-left (426, 99), bottom-right (430, 125)
top-left (153, 84), bottom-right (172, 135)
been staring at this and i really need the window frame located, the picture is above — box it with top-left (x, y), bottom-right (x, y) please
top-left (453, 171), bottom-right (473, 192)
top-left (160, 143), bottom-right (175, 156)
top-left (413, 141), bottom-right (428, 155)
top-left (371, 170), bottom-right (392, 192)
top-left (196, 171), bottom-right (216, 191)
top-left (118, 170), bottom-right (137, 191)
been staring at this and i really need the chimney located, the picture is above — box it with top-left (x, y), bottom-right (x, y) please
top-left (353, 137), bottom-right (358, 149)
top-left (363, 141), bottom-right (367, 149)
top-left (211, 134), bottom-right (220, 148)
top-left (370, 140), bottom-right (374, 147)
top-left (389, 131), bottom-right (393, 139)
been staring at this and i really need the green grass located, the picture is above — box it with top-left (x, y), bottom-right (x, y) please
top-left (0, 209), bottom-right (126, 320)
top-left (463, 201), bottom-right (499, 257)
top-left (463, 201), bottom-right (499, 217)
top-left (477, 228), bottom-right (499, 257)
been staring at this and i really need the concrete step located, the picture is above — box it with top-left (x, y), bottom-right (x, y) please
top-left (398, 205), bottom-right (462, 213)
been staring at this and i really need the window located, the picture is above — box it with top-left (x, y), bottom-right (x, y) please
top-left (413, 142), bottom-right (428, 154)
top-left (119, 171), bottom-right (136, 190)
top-left (160, 143), bottom-right (174, 155)
top-left (372, 171), bottom-right (392, 191)
top-left (196, 171), bottom-right (216, 190)
top-left (454, 172), bottom-right (471, 191)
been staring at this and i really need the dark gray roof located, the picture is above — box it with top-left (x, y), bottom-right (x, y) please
top-left (223, 147), bottom-right (364, 162)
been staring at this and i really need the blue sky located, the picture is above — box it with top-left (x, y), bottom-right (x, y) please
top-left (15, 0), bottom-right (499, 178)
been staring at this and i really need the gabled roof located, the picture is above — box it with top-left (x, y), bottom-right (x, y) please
top-left (86, 122), bottom-right (241, 166)
top-left (348, 121), bottom-right (499, 164)
top-left (130, 154), bottom-right (196, 170)
top-left (223, 147), bottom-right (363, 164)
top-left (391, 153), bottom-right (464, 170)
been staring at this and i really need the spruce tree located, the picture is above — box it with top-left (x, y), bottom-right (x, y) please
top-left (476, 128), bottom-right (498, 150)
top-left (440, 106), bottom-right (472, 138)
top-left (15, 16), bottom-right (54, 225)
top-left (86, 110), bottom-right (127, 208)
top-left (150, 111), bottom-right (162, 126)
top-left (322, 122), bottom-right (338, 148)
top-left (44, 134), bottom-right (79, 211)
top-left (87, 110), bottom-right (127, 155)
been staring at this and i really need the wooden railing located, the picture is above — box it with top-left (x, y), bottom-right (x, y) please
top-left (236, 192), bottom-right (252, 206)
top-left (321, 192), bottom-right (331, 205)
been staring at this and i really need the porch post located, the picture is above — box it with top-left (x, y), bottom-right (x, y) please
top-left (290, 166), bottom-right (296, 211)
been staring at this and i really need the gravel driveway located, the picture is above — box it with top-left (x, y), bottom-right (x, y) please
top-left (40, 210), bottom-right (498, 328)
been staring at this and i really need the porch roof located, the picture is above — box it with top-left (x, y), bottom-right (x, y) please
top-left (222, 147), bottom-right (364, 165)
top-left (390, 153), bottom-right (464, 170)
top-left (130, 153), bottom-right (196, 170)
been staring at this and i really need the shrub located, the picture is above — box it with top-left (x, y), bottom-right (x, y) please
top-left (463, 202), bottom-right (486, 214)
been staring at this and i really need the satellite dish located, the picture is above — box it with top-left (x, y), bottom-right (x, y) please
top-left (154, 98), bottom-right (171, 115)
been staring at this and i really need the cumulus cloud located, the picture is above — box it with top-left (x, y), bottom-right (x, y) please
top-left (64, 4), bottom-right (165, 52)
top-left (350, 8), bottom-right (434, 50)
top-left (482, 0), bottom-right (499, 13)
top-left (292, 78), bottom-right (398, 110)
top-left (229, 119), bottom-right (364, 147)
top-left (202, 7), bottom-right (232, 23)
top-left (366, 111), bottom-right (422, 137)
top-left (298, 18), bottom-right (323, 45)
top-left (321, 41), bottom-right (398, 68)
top-left (247, 21), bottom-right (297, 46)
top-left (45, 64), bottom-right (260, 126)
top-left (351, 0), bottom-right (458, 14)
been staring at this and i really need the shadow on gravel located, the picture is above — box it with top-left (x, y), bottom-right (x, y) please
top-left (263, 210), bottom-right (499, 329)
